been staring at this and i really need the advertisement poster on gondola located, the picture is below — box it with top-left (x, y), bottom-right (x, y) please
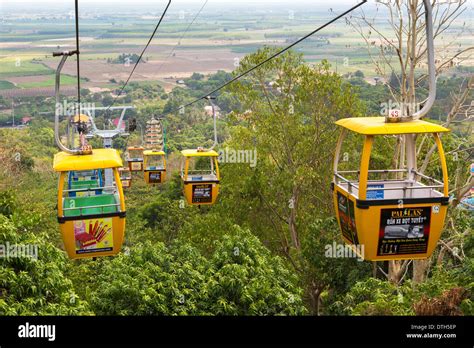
top-left (130, 162), bottom-right (142, 171)
top-left (121, 179), bottom-right (131, 188)
top-left (149, 171), bottom-right (162, 183)
top-left (192, 184), bottom-right (213, 203)
top-left (73, 218), bottom-right (114, 254)
top-left (377, 207), bottom-right (431, 256)
top-left (336, 192), bottom-right (359, 245)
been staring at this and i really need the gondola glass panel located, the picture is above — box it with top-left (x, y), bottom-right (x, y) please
top-left (126, 146), bottom-right (144, 172)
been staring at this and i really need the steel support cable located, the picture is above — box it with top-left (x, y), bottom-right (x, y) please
top-left (155, 0), bottom-right (209, 75)
top-left (412, 0), bottom-right (436, 120)
top-left (75, 0), bottom-right (81, 117)
top-left (53, 1), bottom-right (172, 154)
top-left (104, 0), bottom-right (172, 113)
top-left (73, 0), bottom-right (88, 149)
top-left (162, 0), bottom-right (367, 117)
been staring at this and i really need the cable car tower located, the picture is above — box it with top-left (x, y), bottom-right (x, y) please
top-left (143, 117), bottom-right (167, 184)
top-left (82, 106), bottom-right (134, 148)
top-left (81, 105), bottom-right (134, 188)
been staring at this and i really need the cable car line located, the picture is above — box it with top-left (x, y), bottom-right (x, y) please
top-left (155, 0), bottom-right (209, 75)
top-left (161, 0), bottom-right (367, 117)
top-left (74, 0), bottom-right (81, 118)
top-left (104, 0), bottom-right (172, 113)
top-left (53, 0), bottom-right (87, 140)
top-left (206, 96), bottom-right (218, 151)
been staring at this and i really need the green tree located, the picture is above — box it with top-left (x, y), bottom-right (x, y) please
top-left (206, 227), bottom-right (307, 315)
top-left (89, 227), bottom-right (306, 315)
top-left (0, 213), bottom-right (91, 315)
top-left (224, 47), bottom-right (364, 250)
top-left (102, 95), bottom-right (114, 107)
top-left (216, 48), bottom-right (367, 313)
top-left (301, 218), bottom-right (372, 315)
top-left (354, 70), bottom-right (365, 78)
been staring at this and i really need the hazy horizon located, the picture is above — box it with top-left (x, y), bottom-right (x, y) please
top-left (0, 0), bottom-right (378, 14)
top-left (2, 0), bottom-right (472, 19)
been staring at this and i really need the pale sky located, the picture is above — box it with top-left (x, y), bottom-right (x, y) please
top-left (1, 0), bottom-right (370, 14)
top-left (1, 0), bottom-right (471, 17)
top-left (2, 0), bottom-right (359, 3)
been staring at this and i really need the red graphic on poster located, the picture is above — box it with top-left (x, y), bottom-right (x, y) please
top-left (74, 217), bottom-right (114, 254)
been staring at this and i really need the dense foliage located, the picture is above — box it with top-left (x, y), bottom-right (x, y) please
top-left (89, 228), bottom-right (306, 315)
top-left (0, 196), bottom-right (91, 315)
top-left (0, 47), bottom-right (471, 316)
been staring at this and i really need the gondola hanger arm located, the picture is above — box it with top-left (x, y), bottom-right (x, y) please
top-left (412, 0), bottom-right (436, 120)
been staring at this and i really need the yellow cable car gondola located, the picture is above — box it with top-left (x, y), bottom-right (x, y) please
top-left (332, 117), bottom-right (450, 261)
top-left (52, 12), bottom-right (129, 260)
top-left (127, 146), bottom-right (145, 172)
top-left (119, 167), bottom-right (132, 189)
top-left (332, 0), bottom-right (450, 261)
top-left (180, 148), bottom-right (220, 205)
top-left (143, 150), bottom-right (166, 184)
top-left (54, 149), bottom-right (126, 259)
top-left (180, 96), bottom-right (220, 205)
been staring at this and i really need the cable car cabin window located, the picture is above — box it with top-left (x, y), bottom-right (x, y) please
top-left (67, 170), bottom-right (104, 197)
top-left (413, 134), bottom-right (445, 194)
top-left (334, 132), bottom-right (446, 201)
top-left (145, 155), bottom-right (165, 170)
top-left (127, 148), bottom-right (144, 161)
top-left (119, 167), bottom-right (132, 188)
top-left (336, 130), bottom-right (364, 183)
top-left (183, 156), bottom-right (218, 182)
top-left (62, 169), bottom-right (122, 218)
top-left (119, 167), bottom-right (131, 180)
top-left (69, 170), bottom-right (99, 181)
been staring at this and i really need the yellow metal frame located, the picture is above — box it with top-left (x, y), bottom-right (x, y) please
top-left (72, 114), bottom-right (90, 123)
top-left (333, 186), bottom-right (448, 261)
top-left (181, 149), bottom-right (219, 157)
top-left (144, 150), bottom-right (165, 156)
top-left (181, 149), bottom-right (220, 205)
top-left (433, 133), bottom-right (449, 196)
top-left (54, 148), bottom-right (123, 171)
top-left (333, 118), bottom-right (450, 261)
top-left (358, 135), bottom-right (373, 200)
top-left (58, 212), bottom-right (125, 259)
top-left (335, 117), bottom-right (450, 135)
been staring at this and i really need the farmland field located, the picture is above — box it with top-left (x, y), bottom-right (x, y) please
top-left (0, 80), bottom-right (16, 89)
top-left (0, 1), bottom-right (472, 95)
top-left (0, 58), bottom-right (53, 78)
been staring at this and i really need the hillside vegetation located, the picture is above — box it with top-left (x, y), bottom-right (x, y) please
top-left (0, 49), bottom-right (472, 316)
